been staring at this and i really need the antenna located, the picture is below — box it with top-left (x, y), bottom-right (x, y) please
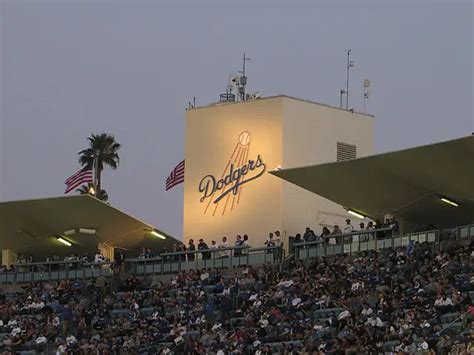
top-left (239, 53), bottom-right (251, 101)
top-left (187, 97), bottom-right (197, 109)
top-left (218, 54), bottom-right (253, 103)
top-left (345, 49), bottom-right (354, 110)
top-left (363, 79), bottom-right (370, 113)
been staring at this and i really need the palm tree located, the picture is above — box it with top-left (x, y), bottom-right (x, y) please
top-left (78, 133), bottom-right (120, 200)
top-left (76, 183), bottom-right (109, 202)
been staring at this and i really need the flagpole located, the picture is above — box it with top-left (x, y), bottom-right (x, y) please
top-left (93, 151), bottom-right (99, 197)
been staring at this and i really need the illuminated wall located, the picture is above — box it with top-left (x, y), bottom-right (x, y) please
top-left (183, 96), bottom-right (374, 247)
top-left (281, 98), bottom-right (374, 238)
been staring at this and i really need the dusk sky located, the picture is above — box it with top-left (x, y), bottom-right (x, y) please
top-left (1, 0), bottom-right (472, 238)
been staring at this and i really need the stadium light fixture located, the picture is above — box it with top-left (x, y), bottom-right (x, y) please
top-left (57, 237), bottom-right (72, 247)
top-left (79, 228), bottom-right (96, 235)
top-left (88, 187), bottom-right (96, 195)
top-left (150, 230), bottom-right (166, 240)
top-left (440, 197), bottom-right (459, 207)
top-left (347, 209), bottom-right (366, 219)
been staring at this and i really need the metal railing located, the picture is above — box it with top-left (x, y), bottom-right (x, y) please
top-left (456, 223), bottom-right (474, 239)
top-left (0, 259), bottom-right (114, 284)
top-left (127, 245), bottom-right (284, 276)
top-left (2, 223), bottom-right (470, 283)
top-left (294, 228), bottom-right (440, 260)
top-left (0, 246), bottom-right (283, 283)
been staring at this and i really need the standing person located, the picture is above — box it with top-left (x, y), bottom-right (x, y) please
top-left (242, 235), bottom-right (250, 247)
top-left (210, 240), bottom-right (218, 259)
top-left (303, 227), bottom-right (312, 243)
top-left (344, 219), bottom-right (354, 233)
top-left (274, 231), bottom-right (283, 248)
top-left (138, 247), bottom-right (147, 260)
top-left (179, 244), bottom-right (187, 261)
top-left (219, 236), bottom-right (229, 258)
top-left (94, 250), bottom-right (106, 264)
top-left (265, 233), bottom-right (275, 253)
top-left (171, 244), bottom-right (179, 262)
top-left (366, 221), bottom-right (375, 241)
top-left (355, 222), bottom-right (365, 242)
top-left (198, 239), bottom-right (211, 260)
top-left (161, 246), bottom-right (170, 263)
top-left (331, 225), bottom-right (342, 244)
top-left (274, 231), bottom-right (283, 260)
top-left (294, 233), bottom-right (302, 244)
top-left (389, 216), bottom-right (400, 235)
top-left (382, 217), bottom-right (392, 238)
top-left (375, 219), bottom-right (384, 239)
top-left (343, 219), bottom-right (354, 243)
top-left (187, 239), bottom-right (196, 261)
top-left (234, 235), bottom-right (244, 257)
top-left (320, 227), bottom-right (331, 244)
top-left (114, 250), bottom-right (125, 267)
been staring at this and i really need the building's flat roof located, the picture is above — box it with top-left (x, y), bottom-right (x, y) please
top-left (187, 95), bottom-right (375, 118)
top-left (0, 195), bottom-right (178, 257)
top-left (271, 135), bottom-right (474, 228)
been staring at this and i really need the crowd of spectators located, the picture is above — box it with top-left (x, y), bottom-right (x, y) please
top-left (2, 219), bottom-right (396, 272)
top-left (293, 218), bottom-right (400, 246)
top-left (138, 232), bottom-right (281, 263)
top-left (0, 251), bottom-right (109, 275)
top-left (0, 236), bottom-right (472, 354)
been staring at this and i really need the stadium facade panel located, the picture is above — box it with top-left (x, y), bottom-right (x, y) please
top-left (183, 95), bottom-right (374, 247)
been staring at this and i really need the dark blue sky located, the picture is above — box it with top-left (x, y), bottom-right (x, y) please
top-left (1, 0), bottom-right (472, 237)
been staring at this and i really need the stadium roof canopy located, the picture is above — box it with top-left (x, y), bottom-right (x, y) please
top-left (0, 195), bottom-right (178, 257)
top-left (270, 136), bottom-right (474, 229)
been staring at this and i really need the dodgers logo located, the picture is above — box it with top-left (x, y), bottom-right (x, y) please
top-left (199, 131), bottom-right (266, 216)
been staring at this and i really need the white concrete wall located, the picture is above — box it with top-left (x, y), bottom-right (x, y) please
top-left (183, 96), bottom-right (374, 249)
top-left (281, 97), bottom-right (374, 242)
top-left (183, 98), bottom-right (283, 247)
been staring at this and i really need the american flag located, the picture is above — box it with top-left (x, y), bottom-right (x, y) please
top-left (65, 167), bottom-right (94, 194)
top-left (166, 160), bottom-right (185, 190)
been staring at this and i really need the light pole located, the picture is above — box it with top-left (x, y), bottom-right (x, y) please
top-left (345, 49), bottom-right (354, 110)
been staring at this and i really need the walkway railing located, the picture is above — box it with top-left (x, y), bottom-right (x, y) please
top-left (0, 246), bottom-right (283, 284)
top-left (0, 260), bottom-right (114, 284)
top-left (1, 224), bottom-right (470, 283)
top-left (294, 227), bottom-right (440, 260)
top-left (456, 223), bottom-right (474, 239)
top-left (127, 245), bottom-right (284, 276)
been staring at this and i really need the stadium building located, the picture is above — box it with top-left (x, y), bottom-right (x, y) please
top-left (0, 94), bottom-right (473, 354)
top-left (0, 94), bottom-right (473, 263)
top-left (183, 95), bottom-right (374, 248)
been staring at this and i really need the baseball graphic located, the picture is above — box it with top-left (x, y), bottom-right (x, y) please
top-left (239, 131), bottom-right (251, 146)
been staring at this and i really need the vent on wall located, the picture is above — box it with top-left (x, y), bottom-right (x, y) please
top-left (337, 142), bottom-right (357, 161)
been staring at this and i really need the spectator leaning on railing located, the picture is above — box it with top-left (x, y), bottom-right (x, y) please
top-left (219, 236), bottom-right (229, 258)
top-left (187, 239), bottom-right (196, 261)
top-left (94, 250), bottom-right (106, 264)
top-left (234, 235), bottom-right (244, 257)
top-left (198, 239), bottom-right (211, 260)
